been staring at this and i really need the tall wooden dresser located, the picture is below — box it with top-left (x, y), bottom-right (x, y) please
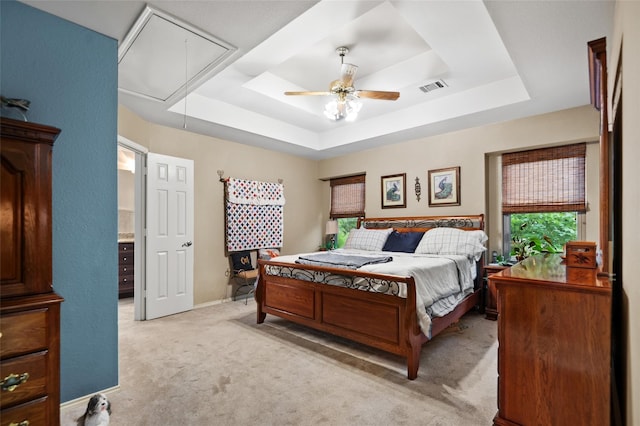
top-left (1, 118), bottom-right (64, 426)
top-left (490, 254), bottom-right (611, 426)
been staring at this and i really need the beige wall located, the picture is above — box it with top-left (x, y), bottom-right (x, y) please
top-left (118, 106), bottom-right (322, 304)
top-left (318, 105), bottom-right (600, 254)
top-left (612, 1), bottom-right (639, 424)
top-left (119, 105), bottom-right (600, 297)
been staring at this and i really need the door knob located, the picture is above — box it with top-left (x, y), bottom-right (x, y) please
top-left (182, 241), bottom-right (193, 247)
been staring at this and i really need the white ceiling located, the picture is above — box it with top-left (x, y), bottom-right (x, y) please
top-left (22, 0), bottom-right (614, 160)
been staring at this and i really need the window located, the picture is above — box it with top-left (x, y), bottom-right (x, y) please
top-left (502, 143), bottom-right (586, 259)
top-left (330, 175), bottom-right (365, 248)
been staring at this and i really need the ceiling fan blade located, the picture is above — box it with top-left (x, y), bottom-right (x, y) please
top-left (340, 63), bottom-right (358, 87)
top-left (356, 90), bottom-right (400, 101)
top-left (284, 91), bottom-right (332, 96)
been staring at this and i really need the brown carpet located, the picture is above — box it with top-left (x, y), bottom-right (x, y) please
top-left (61, 298), bottom-right (498, 425)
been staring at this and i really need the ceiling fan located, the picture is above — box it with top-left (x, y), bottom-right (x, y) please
top-left (284, 47), bottom-right (400, 121)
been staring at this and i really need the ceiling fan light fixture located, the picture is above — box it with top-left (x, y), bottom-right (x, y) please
top-left (323, 99), bottom-right (341, 120)
top-left (285, 45), bottom-right (398, 121)
top-left (324, 94), bottom-right (362, 121)
top-left (344, 95), bottom-right (362, 122)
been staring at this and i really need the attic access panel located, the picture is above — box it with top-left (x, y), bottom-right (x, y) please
top-left (118, 6), bottom-right (236, 104)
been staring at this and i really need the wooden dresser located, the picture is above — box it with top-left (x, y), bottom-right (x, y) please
top-left (490, 254), bottom-right (611, 426)
top-left (1, 118), bottom-right (63, 426)
top-left (118, 242), bottom-right (134, 298)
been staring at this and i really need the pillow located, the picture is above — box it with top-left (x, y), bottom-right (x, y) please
top-left (415, 228), bottom-right (487, 260)
top-left (382, 231), bottom-right (425, 253)
top-left (343, 227), bottom-right (393, 251)
top-left (258, 248), bottom-right (280, 260)
top-left (230, 250), bottom-right (253, 271)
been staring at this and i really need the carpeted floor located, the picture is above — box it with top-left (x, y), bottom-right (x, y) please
top-left (61, 298), bottom-right (498, 425)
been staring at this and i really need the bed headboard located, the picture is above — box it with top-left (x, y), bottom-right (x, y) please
top-left (358, 215), bottom-right (485, 233)
top-left (358, 214), bottom-right (486, 291)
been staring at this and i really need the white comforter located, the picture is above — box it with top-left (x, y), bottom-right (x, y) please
top-left (270, 249), bottom-right (476, 337)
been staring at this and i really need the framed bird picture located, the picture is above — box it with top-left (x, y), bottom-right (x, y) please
top-left (428, 167), bottom-right (460, 207)
top-left (381, 173), bottom-right (406, 209)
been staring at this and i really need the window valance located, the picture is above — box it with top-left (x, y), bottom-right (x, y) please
top-left (502, 143), bottom-right (586, 213)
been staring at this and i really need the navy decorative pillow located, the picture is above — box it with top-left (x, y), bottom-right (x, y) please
top-left (382, 231), bottom-right (425, 253)
top-left (231, 251), bottom-right (253, 271)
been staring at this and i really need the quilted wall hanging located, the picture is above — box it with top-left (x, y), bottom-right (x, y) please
top-left (225, 177), bottom-right (285, 252)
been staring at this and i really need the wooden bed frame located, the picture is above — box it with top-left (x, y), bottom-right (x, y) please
top-left (255, 215), bottom-right (485, 380)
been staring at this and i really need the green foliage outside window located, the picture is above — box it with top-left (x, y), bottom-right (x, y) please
top-left (336, 217), bottom-right (358, 248)
top-left (509, 212), bottom-right (577, 260)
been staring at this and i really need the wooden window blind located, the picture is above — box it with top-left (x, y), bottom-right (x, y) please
top-left (330, 175), bottom-right (365, 218)
top-left (502, 143), bottom-right (587, 213)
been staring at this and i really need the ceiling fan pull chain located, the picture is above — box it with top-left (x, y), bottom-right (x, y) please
top-left (183, 38), bottom-right (188, 129)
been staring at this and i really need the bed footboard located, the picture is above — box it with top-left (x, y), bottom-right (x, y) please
top-left (255, 261), bottom-right (479, 380)
top-left (255, 214), bottom-right (485, 379)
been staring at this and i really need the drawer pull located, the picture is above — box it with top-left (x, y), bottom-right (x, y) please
top-left (1, 372), bottom-right (29, 392)
top-left (9, 421), bottom-right (30, 426)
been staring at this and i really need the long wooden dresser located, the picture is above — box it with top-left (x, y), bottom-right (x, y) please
top-left (490, 254), bottom-right (611, 426)
top-left (1, 118), bottom-right (64, 426)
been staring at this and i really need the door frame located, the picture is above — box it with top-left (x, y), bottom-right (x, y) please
top-left (117, 135), bottom-right (147, 320)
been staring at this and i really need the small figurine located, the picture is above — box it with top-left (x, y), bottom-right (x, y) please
top-left (1, 96), bottom-right (30, 121)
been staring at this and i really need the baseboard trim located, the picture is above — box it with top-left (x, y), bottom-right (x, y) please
top-left (194, 298), bottom-right (233, 309)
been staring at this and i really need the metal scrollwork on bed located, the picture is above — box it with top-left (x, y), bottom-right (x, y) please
top-left (264, 264), bottom-right (403, 295)
top-left (360, 216), bottom-right (482, 231)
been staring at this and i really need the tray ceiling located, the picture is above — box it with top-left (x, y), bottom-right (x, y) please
top-left (22, 0), bottom-right (614, 159)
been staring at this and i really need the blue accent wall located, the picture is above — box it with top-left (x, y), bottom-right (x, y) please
top-left (1, 1), bottom-right (119, 402)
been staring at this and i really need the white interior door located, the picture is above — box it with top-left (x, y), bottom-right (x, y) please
top-left (146, 153), bottom-right (194, 320)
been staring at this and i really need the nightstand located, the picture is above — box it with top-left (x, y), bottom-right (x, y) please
top-left (484, 264), bottom-right (508, 320)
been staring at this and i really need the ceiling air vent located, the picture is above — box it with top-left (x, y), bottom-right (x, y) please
top-left (419, 80), bottom-right (448, 94)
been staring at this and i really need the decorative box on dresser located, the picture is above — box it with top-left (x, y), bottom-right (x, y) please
top-left (490, 254), bottom-right (611, 426)
top-left (1, 118), bottom-right (64, 426)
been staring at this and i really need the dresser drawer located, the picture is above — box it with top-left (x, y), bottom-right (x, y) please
top-left (119, 264), bottom-right (134, 276)
top-left (119, 243), bottom-right (134, 265)
top-left (1, 396), bottom-right (48, 426)
top-left (119, 243), bottom-right (134, 256)
top-left (0, 310), bottom-right (47, 359)
top-left (119, 274), bottom-right (134, 286)
top-left (119, 253), bottom-right (134, 266)
top-left (0, 351), bottom-right (48, 409)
